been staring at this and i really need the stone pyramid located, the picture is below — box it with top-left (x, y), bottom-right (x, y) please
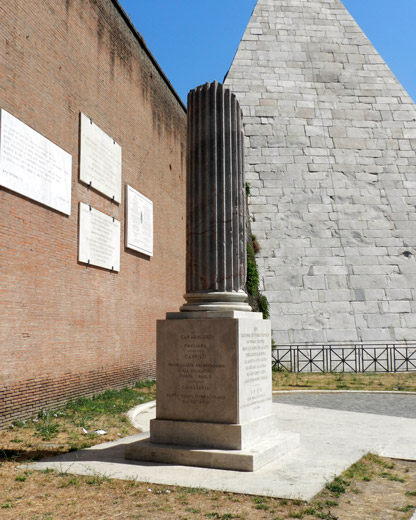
top-left (224, 0), bottom-right (416, 345)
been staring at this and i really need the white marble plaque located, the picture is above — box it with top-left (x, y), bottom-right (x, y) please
top-left (78, 202), bottom-right (120, 271)
top-left (239, 319), bottom-right (272, 423)
top-left (125, 185), bottom-right (153, 257)
top-left (0, 109), bottom-right (72, 215)
top-left (79, 113), bottom-right (122, 202)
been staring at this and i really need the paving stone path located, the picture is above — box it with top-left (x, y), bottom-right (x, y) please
top-left (273, 392), bottom-right (416, 419)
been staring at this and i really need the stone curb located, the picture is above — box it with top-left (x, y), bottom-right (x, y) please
top-left (127, 400), bottom-right (156, 431)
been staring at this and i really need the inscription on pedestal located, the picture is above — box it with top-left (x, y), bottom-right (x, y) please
top-left (79, 113), bottom-right (122, 203)
top-left (156, 317), bottom-right (272, 425)
top-left (78, 202), bottom-right (120, 271)
top-left (0, 109), bottom-right (72, 215)
top-left (157, 320), bottom-right (238, 423)
top-left (166, 331), bottom-right (226, 406)
top-left (239, 320), bottom-right (272, 423)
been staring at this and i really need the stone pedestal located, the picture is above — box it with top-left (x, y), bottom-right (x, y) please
top-left (125, 314), bottom-right (299, 471)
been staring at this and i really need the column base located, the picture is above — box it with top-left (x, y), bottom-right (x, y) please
top-left (167, 310), bottom-right (263, 320)
top-left (180, 291), bottom-right (252, 312)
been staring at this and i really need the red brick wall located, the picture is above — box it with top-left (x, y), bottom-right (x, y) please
top-left (0, 0), bottom-right (187, 428)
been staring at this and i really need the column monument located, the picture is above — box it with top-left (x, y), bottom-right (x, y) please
top-left (125, 82), bottom-right (299, 471)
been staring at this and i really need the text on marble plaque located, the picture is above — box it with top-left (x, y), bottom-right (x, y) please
top-left (78, 202), bottom-right (120, 271)
top-left (0, 109), bottom-right (72, 215)
top-left (125, 185), bottom-right (153, 256)
top-left (79, 113), bottom-right (122, 202)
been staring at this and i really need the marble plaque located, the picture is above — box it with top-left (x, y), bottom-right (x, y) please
top-left (79, 113), bottom-right (122, 202)
top-left (125, 185), bottom-right (153, 257)
top-left (0, 109), bottom-right (72, 215)
top-left (78, 202), bottom-right (120, 271)
top-left (239, 319), bottom-right (272, 423)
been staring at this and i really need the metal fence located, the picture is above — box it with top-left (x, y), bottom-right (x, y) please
top-left (272, 343), bottom-right (416, 373)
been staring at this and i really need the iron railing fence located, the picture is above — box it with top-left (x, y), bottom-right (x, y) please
top-left (272, 343), bottom-right (416, 373)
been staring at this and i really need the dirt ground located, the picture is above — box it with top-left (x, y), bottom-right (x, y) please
top-left (0, 453), bottom-right (415, 519)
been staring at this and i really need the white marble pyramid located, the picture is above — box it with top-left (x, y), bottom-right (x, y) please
top-left (225, 0), bottom-right (416, 345)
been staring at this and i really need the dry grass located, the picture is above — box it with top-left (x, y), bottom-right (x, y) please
top-left (272, 371), bottom-right (416, 392)
top-left (1, 375), bottom-right (416, 519)
top-left (1, 455), bottom-right (415, 519)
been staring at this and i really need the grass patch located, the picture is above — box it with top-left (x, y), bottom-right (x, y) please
top-left (2, 380), bottom-right (156, 458)
top-left (381, 472), bottom-right (406, 483)
top-left (64, 382), bottom-right (155, 425)
top-left (15, 470), bottom-right (31, 482)
top-left (272, 371), bottom-right (416, 392)
top-left (343, 459), bottom-right (377, 482)
top-left (34, 411), bottom-right (61, 440)
top-left (396, 504), bottom-right (415, 512)
top-left (254, 503), bottom-right (269, 510)
top-left (325, 476), bottom-right (349, 497)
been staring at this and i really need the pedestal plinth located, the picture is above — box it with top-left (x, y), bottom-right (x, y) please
top-left (125, 314), bottom-right (299, 471)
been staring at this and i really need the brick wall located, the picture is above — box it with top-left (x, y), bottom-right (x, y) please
top-left (0, 0), bottom-right (187, 428)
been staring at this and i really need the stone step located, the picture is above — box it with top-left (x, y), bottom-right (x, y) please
top-left (125, 429), bottom-right (300, 472)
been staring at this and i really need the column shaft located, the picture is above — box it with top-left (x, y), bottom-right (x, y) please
top-left (182, 82), bottom-right (250, 312)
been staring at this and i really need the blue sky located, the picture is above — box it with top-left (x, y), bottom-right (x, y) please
top-left (118, 0), bottom-right (416, 105)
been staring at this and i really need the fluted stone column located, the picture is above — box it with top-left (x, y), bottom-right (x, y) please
top-left (181, 82), bottom-right (251, 312)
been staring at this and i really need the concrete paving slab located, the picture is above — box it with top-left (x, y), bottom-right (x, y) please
top-left (25, 401), bottom-right (416, 501)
